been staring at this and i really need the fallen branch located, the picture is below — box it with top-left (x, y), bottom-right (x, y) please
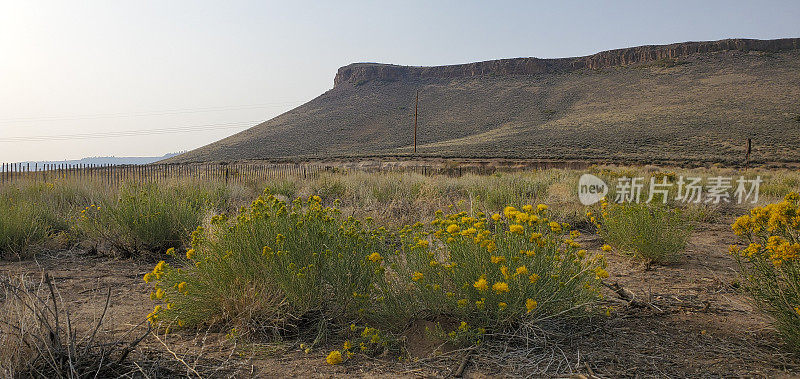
top-left (601, 281), bottom-right (662, 312)
top-left (453, 345), bottom-right (476, 377)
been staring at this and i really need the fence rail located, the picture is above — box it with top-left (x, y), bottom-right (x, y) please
top-left (0, 160), bottom-right (591, 185)
top-left (0, 162), bottom-right (334, 186)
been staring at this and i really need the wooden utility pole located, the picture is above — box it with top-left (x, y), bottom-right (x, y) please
top-left (414, 90), bottom-right (419, 153)
top-left (745, 138), bottom-right (752, 168)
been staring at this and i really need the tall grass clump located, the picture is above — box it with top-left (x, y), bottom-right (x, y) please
top-left (76, 182), bottom-right (226, 257)
top-left (730, 192), bottom-right (800, 350)
top-left (0, 179), bottom-right (99, 259)
top-left (594, 200), bottom-right (692, 264)
top-left (144, 191), bottom-right (606, 356)
top-left (0, 196), bottom-right (53, 259)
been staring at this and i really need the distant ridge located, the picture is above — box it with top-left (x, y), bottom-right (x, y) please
top-left (18, 152), bottom-right (182, 168)
top-left (169, 38), bottom-right (800, 166)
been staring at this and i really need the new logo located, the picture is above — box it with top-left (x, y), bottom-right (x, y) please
top-left (578, 174), bottom-right (608, 205)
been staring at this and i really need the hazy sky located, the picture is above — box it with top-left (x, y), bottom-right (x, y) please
top-left (2, 1), bottom-right (799, 162)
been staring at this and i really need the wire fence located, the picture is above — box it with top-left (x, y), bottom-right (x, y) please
top-left (0, 160), bottom-right (591, 186)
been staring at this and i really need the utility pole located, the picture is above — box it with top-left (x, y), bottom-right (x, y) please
top-left (414, 90), bottom-right (419, 153)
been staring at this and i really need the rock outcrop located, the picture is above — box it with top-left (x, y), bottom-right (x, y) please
top-left (334, 38), bottom-right (800, 87)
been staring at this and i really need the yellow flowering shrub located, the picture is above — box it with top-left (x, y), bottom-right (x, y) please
top-left (145, 194), bottom-right (604, 353)
top-left (730, 192), bottom-right (800, 350)
top-left (145, 193), bottom-right (399, 333)
top-left (397, 204), bottom-right (605, 328)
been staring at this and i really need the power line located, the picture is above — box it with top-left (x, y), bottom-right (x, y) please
top-left (0, 120), bottom-right (260, 143)
top-left (0, 101), bottom-right (305, 124)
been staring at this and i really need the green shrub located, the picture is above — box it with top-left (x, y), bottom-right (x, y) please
top-left (262, 179), bottom-right (298, 199)
top-left (311, 175), bottom-right (346, 200)
top-left (0, 179), bottom-right (107, 259)
top-left (0, 197), bottom-right (52, 259)
top-left (730, 192), bottom-right (800, 350)
top-left (76, 183), bottom-right (224, 257)
top-left (595, 201), bottom-right (692, 264)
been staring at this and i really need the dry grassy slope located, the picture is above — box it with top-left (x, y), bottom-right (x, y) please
top-left (170, 47), bottom-right (800, 165)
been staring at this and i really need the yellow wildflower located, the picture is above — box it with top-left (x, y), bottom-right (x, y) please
top-left (509, 224), bottom-right (524, 234)
top-left (490, 255), bottom-right (506, 264)
top-left (515, 265), bottom-right (528, 276)
top-left (601, 244), bottom-right (613, 252)
top-left (185, 249), bottom-right (195, 260)
top-left (498, 302), bottom-right (507, 310)
top-left (526, 299), bottom-right (538, 313)
top-left (491, 213), bottom-right (502, 221)
top-left (492, 281), bottom-right (509, 294)
top-left (177, 282), bottom-right (187, 294)
top-left (368, 252), bottom-right (382, 262)
top-left (500, 265), bottom-right (509, 279)
top-left (412, 272), bottom-right (424, 281)
top-left (529, 273), bottom-right (540, 283)
top-left (326, 350), bottom-right (343, 365)
top-left (447, 224), bottom-right (460, 234)
top-left (473, 277), bottom-right (488, 291)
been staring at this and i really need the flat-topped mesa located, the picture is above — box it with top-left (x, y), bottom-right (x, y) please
top-left (334, 37), bottom-right (800, 87)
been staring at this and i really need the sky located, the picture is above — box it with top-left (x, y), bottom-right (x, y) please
top-left (1, 1), bottom-right (799, 162)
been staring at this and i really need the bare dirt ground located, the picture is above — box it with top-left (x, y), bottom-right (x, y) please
top-left (3, 217), bottom-right (799, 378)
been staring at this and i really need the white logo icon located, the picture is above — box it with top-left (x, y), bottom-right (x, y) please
top-left (578, 174), bottom-right (608, 205)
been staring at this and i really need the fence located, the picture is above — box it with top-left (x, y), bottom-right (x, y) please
top-left (0, 162), bottom-right (332, 186)
top-left (0, 160), bottom-right (592, 186)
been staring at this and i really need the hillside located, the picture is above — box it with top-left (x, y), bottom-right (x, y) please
top-left (169, 38), bottom-right (800, 165)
